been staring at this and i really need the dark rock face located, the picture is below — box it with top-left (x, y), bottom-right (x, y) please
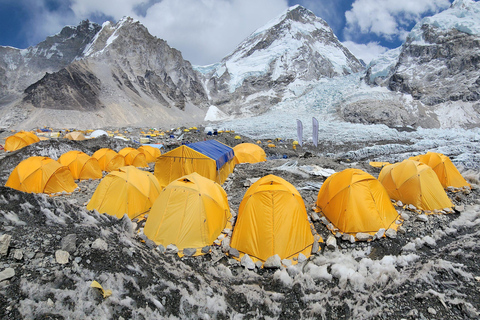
top-left (23, 63), bottom-right (102, 111)
top-left (387, 26), bottom-right (480, 106)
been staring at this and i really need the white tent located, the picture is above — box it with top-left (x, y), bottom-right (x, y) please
top-left (89, 130), bottom-right (109, 138)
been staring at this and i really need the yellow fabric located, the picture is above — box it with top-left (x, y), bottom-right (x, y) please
top-left (87, 166), bottom-right (161, 219)
top-left (144, 172), bottom-right (231, 253)
top-left (315, 169), bottom-right (399, 235)
top-left (379, 160), bottom-right (453, 211)
top-left (92, 148), bottom-right (125, 172)
top-left (119, 148), bottom-right (148, 168)
top-left (154, 145), bottom-right (235, 188)
top-left (6, 156), bottom-right (77, 194)
top-left (58, 151), bottom-right (102, 180)
top-left (64, 132), bottom-right (86, 141)
top-left (138, 145), bottom-right (161, 163)
top-left (5, 131), bottom-right (40, 151)
top-left (409, 152), bottom-right (470, 189)
top-left (230, 174), bottom-right (315, 262)
top-left (369, 161), bottom-right (391, 168)
top-left (233, 143), bottom-right (267, 164)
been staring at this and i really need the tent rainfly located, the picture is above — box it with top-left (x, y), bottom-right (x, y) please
top-left (92, 148), bottom-right (125, 172)
top-left (409, 152), bottom-right (470, 189)
top-left (138, 145), bottom-right (161, 163)
top-left (87, 166), bottom-right (161, 219)
top-left (58, 150), bottom-right (103, 180)
top-left (6, 156), bottom-right (77, 194)
top-left (154, 140), bottom-right (235, 188)
top-left (233, 143), bottom-right (267, 164)
top-left (379, 160), bottom-right (453, 212)
top-left (230, 174), bottom-right (317, 263)
top-left (315, 168), bottom-right (400, 236)
top-left (119, 147), bottom-right (148, 168)
top-left (4, 131), bottom-right (40, 151)
top-left (144, 172), bottom-right (232, 256)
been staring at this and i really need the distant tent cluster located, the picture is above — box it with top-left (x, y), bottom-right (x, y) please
top-left (5, 129), bottom-right (470, 265)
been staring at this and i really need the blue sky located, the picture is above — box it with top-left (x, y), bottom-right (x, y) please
top-left (0, 0), bottom-right (455, 64)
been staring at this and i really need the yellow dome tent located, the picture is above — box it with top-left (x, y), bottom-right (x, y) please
top-left (87, 166), bottom-right (161, 219)
top-left (92, 148), bottom-right (125, 172)
top-left (315, 169), bottom-right (400, 236)
top-left (233, 143), bottom-right (267, 164)
top-left (6, 156), bottom-right (77, 194)
top-left (137, 145), bottom-right (161, 163)
top-left (144, 172), bottom-right (232, 255)
top-left (154, 140), bottom-right (235, 188)
top-left (64, 131), bottom-right (86, 141)
top-left (119, 147), bottom-right (148, 168)
top-left (230, 175), bottom-right (316, 263)
top-left (4, 131), bottom-right (40, 151)
top-left (379, 160), bottom-right (453, 211)
top-left (409, 152), bottom-right (470, 189)
top-left (58, 151), bottom-right (103, 180)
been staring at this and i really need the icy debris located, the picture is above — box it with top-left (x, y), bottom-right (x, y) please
top-left (92, 238), bottom-right (108, 251)
top-left (228, 247), bottom-right (239, 258)
top-left (304, 263), bottom-right (332, 281)
top-left (264, 255), bottom-right (282, 269)
top-left (385, 229), bottom-right (397, 239)
top-left (298, 165), bottom-right (335, 177)
top-left (356, 233), bottom-right (373, 242)
top-left (416, 215), bottom-right (429, 222)
top-left (0, 234), bottom-right (12, 256)
top-left (183, 248), bottom-right (196, 257)
top-left (55, 250), bottom-right (69, 264)
top-left (60, 234), bottom-right (77, 253)
top-left (241, 254), bottom-right (255, 270)
top-left (166, 244), bottom-right (178, 254)
top-left (402, 242), bottom-right (416, 252)
top-left (375, 228), bottom-right (385, 239)
top-left (297, 253), bottom-right (307, 263)
top-left (156, 244), bottom-right (165, 254)
top-left (273, 269), bottom-right (293, 287)
top-left (0, 267), bottom-right (15, 282)
top-left (326, 236), bottom-right (337, 249)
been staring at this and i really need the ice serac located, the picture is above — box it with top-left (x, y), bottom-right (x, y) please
top-left (201, 5), bottom-right (363, 117)
top-left (358, 0), bottom-right (480, 128)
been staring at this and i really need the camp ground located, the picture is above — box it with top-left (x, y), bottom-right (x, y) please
top-left (0, 125), bottom-right (477, 319)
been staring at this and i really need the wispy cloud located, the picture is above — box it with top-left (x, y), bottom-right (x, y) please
top-left (342, 41), bottom-right (388, 64)
top-left (344, 0), bottom-right (450, 41)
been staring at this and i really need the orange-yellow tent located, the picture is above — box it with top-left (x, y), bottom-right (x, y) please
top-left (315, 168), bottom-right (399, 236)
top-left (119, 147), bottom-right (148, 168)
top-left (230, 175), bottom-right (316, 263)
top-left (6, 156), bottom-right (77, 194)
top-left (92, 148), bottom-right (125, 172)
top-left (233, 143), bottom-right (267, 164)
top-left (58, 150), bottom-right (102, 180)
top-left (64, 132), bottom-right (86, 141)
top-left (138, 145), bottom-right (161, 163)
top-left (4, 131), bottom-right (40, 151)
top-left (409, 152), bottom-right (470, 189)
top-left (87, 166), bottom-right (161, 219)
top-left (144, 172), bottom-right (231, 255)
top-left (379, 160), bottom-right (453, 211)
top-left (154, 140), bottom-right (235, 188)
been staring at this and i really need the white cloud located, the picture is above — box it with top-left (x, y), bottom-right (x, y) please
top-left (342, 41), bottom-right (388, 64)
top-left (66, 0), bottom-right (289, 65)
top-left (344, 0), bottom-right (451, 41)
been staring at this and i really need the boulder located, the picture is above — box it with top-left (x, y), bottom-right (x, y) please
top-left (0, 234), bottom-right (12, 256)
top-left (264, 255), bottom-right (282, 269)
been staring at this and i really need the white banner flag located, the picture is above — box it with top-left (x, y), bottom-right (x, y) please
top-left (312, 117), bottom-right (318, 147)
top-left (296, 119), bottom-right (303, 147)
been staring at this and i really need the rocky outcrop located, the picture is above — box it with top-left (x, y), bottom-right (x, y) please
top-left (23, 62), bottom-right (102, 111)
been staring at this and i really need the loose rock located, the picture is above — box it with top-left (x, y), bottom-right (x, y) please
top-left (60, 234), bottom-right (77, 253)
top-left (416, 215), bottom-right (428, 222)
top-left (228, 247), bottom-right (240, 258)
top-left (0, 268), bottom-right (15, 282)
top-left (326, 236), bottom-right (337, 250)
top-left (55, 250), bottom-right (70, 264)
top-left (356, 232), bottom-right (373, 242)
top-left (183, 248), bottom-right (196, 257)
top-left (241, 254), bottom-right (255, 270)
top-left (385, 229), bottom-right (397, 239)
top-left (92, 238), bottom-right (108, 251)
top-left (264, 255), bottom-right (282, 269)
top-left (166, 244), bottom-right (179, 254)
top-left (0, 234), bottom-right (12, 256)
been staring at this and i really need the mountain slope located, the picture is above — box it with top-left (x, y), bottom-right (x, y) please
top-left (200, 5), bottom-right (363, 117)
top-left (0, 18), bottom-right (209, 128)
